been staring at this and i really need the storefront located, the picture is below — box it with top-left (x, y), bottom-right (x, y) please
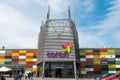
top-left (44, 62), bottom-right (74, 78)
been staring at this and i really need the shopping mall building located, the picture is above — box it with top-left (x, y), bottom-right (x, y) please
top-left (0, 8), bottom-right (120, 79)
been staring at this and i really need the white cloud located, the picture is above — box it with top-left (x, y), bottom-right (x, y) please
top-left (78, 0), bottom-right (120, 48)
top-left (0, 3), bottom-right (39, 49)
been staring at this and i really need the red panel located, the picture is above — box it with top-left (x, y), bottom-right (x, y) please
top-left (5, 53), bottom-right (12, 56)
top-left (81, 65), bottom-right (86, 68)
top-left (86, 61), bottom-right (93, 64)
top-left (12, 62), bottom-right (18, 65)
top-left (100, 49), bottom-right (107, 52)
top-left (87, 71), bottom-right (94, 74)
top-left (116, 52), bottom-right (120, 55)
top-left (80, 61), bottom-right (86, 65)
top-left (26, 62), bottom-right (36, 65)
top-left (86, 58), bottom-right (93, 61)
top-left (26, 65), bottom-right (32, 68)
top-left (101, 58), bottom-right (108, 61)
top-left (0, 56), bottom-right (5, 58)
top-left (12, 50), bottom-right (19, 53)
top-left (94, 65), bottom-right (101, 71)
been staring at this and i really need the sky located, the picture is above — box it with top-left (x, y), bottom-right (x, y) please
top-left (0, 0), bottom-right (120, 49)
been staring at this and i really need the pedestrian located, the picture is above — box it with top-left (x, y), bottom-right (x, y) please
top-left (30, 72), bottom-right (33, 80)
top-left (1, 75), bottom-right (5, 80)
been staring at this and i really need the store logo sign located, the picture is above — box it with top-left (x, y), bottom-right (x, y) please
top-left (46, 42), bottom-right (72, 58)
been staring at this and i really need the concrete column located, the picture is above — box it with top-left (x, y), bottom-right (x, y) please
top-left (74, 61), bottom-right (77, 80)
top-left (42, 61), bottom-right (45, 78)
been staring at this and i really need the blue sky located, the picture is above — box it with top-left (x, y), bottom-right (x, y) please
top-left (0, 0), bottom-right (120, 48)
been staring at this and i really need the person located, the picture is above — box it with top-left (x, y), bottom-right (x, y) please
top-left (0, 74), bottom-right (1, 80)
top-left (28, 72), bottom-right (30, 79)
top-left (29, 72), bottom-right (33, 80)
top-left (1, 75), bottom-right (5, 80)
top-left (18, 71), bottom-right (22, 80)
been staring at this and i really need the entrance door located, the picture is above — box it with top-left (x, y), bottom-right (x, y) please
top-left (56, 68), bottom-right (62, 78)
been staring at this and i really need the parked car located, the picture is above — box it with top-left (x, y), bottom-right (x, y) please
top-left (95, 73), bottom-right (119, 80)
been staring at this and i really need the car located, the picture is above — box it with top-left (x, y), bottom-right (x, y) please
top-left (95, 73), bottom-right (119, 80)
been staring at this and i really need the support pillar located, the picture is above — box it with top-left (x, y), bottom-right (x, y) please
top-left (74, 61), bottom-right (77, 80)
top-left (42, 61), bottom-right (45, 79)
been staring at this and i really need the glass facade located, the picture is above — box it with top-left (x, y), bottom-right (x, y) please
top-left (44, 62), bottom-right (74, 78)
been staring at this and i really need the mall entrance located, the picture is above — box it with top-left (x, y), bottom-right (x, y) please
top-left (44, 62), bottom-right (75, 78)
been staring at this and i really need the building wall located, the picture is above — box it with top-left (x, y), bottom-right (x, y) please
top-left (38, 19), bottom-right (78, 62)
top-left (79, 48), bottom-right (120, 76)
top-left (0, 49), bottom-right (38, 74)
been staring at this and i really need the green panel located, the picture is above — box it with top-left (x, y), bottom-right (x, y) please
top-left (80, 52), bottom-right (86, 55)
top-left (0, 53), bottom-right (5, 56)
top-left (108, 61), bottom-right (116, 64)
top-left (116, 61), bottom-right (120, 64)
top-left (19, 62), bottom-right (26, 64)
top-left (109, 68), bottom-right (116, 71)
top-left (116, 68), bottom-right (120, 71)
top-left (116, 49), bottom-right (120, 52)
top-left (80, 50), bottom-right (85, 53)
top-left (101, 71), bottom-right (108, 74)
top-left (93, 49), bottom-right (100, 52)
top-left (5, 50), bottom-right (12, 53)
top-left (5, 59), bottom-right (12, 62)
top-left (108, 58), bottom-right (116, 61)
top-left (26, 68), bottom-right (32, 71)
top-left (5, 62), bottom-right (11, 64)
top-left (86, 65), bottom-right (93, 68)
top-left (0, 62), bottom-right (4, 64)
top-left (94, 58), bottom-right (100, 61)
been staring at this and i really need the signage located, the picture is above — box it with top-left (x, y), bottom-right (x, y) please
top-left (46, 42), bottom-right (72, 58)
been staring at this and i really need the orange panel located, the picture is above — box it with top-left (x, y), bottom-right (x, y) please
top-left (100, 49), bottom-right (107, 52)
top-left (19, 53), bottom-right (26, 56)
top-left (26, 62), bottom-right (36, 65)
top-left (93, 52), bottom-right (100, 55)
top-left (12, 50), bottom-right (19, 53)
top-left (86, 52), bottom-right (93, 55)
top-left (12, 56), bottom-right (19, 58)
top-left (26, 56), bottom-right (33, 58)
top-left (19, 59), bottom-right (26, 61)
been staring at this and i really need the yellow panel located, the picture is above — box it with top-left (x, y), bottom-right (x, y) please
top-left (26, 59), bottom-right (33, 62)
top-left (108, 49), bottom-right (115, 53)
top-left (26, 53), bottom-right (33, 56)
top-left (0, 59), bottom-right (5, 62)
top-left (93, 55), bottom-right (100, 58)
top-left (19, 50), bottom-right (27, 53)
top-left (108, 64), bottom-right (116, 68)
top-left (12, 53), bottom-right (19, 56)
top-left (85, 50), bottom-right (93, 52)
top-left (100, 52), bottom-right (108, 55)
top-left (32, 68), bottom-right (36, 71)
top-left (116, 71), bottom-right (120, 74)
top-left (80, 52), bottom-right (85, 55)
top-left (81, 68), bottom-right (86, 71)
top-left (93, 61), bottom-right (100, 64)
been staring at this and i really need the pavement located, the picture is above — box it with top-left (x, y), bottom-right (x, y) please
top-left (6, 77), bottom-right (95, 80)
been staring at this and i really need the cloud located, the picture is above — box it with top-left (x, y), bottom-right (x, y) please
top-left (0, 3), bottom-right (39, 48)
top-left (78, 0), bottom-right (120, 48)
